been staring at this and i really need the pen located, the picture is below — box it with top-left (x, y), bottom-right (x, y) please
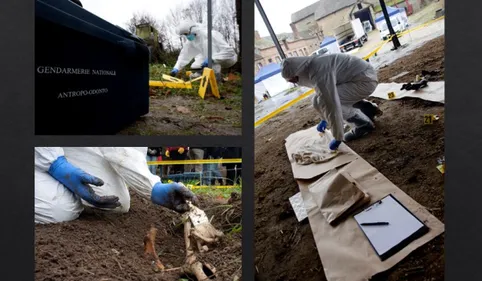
top-left (361, 222), bottom-right (389, 226)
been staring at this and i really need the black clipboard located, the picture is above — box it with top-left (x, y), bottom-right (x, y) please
top-left (354, 194), bottom-right (430, 261)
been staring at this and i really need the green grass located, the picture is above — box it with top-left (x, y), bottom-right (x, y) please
top-left (161, 178), bottom-right (242, 199)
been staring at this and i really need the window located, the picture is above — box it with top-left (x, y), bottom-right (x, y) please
top-left (268, 58), bottom-right (273, 63)
top-left (293, 51), bottom-right (299, 56)
top-left (257, 63), bottom-right (263, 70)
top-left (288, 52), bottom-right (292, 57)
top-left (303, 48), bottom-right (308, 55)
top-left (275, 56), bottom-right (281, 63)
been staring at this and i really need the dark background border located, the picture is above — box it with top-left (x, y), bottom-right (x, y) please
top-left (3, 0), bottom-right (479, 280)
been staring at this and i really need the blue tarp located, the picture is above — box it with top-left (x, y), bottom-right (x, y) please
top-left (375, 6), bottom-right (401, 23)
top-left (320, 36), bottom-right (337, 48)
top-left (255, 63), bottom-right (281, 84)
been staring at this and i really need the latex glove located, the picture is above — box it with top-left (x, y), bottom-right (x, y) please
top-left (48, 156), bottom-right (120, 209)
top-left (165, 150), bottom-right (170, 157)
top-left (329, 140), bottom-right (342, 151)
top-left (151, 182), bottom-right (199, 213)
top-left (201, 59), bottom-right (209, 68)
top-left (170, 68), bottom-right (179, 76)
top-left (317, 120), bottom-right (328, 133)
top-left (178, 147), bottom-right (185, 154)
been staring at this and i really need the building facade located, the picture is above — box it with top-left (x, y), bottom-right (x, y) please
top-left (291, 0), bottom-right (433, 39)
top-left (254, 30), bottom-right (321, 73)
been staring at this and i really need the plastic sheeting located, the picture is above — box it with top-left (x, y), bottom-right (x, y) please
top-left (370, 81), bottom-right (445, 103)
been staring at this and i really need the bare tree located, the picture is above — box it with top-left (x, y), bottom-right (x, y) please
top-left (125, 12), bottom-right (160, 34)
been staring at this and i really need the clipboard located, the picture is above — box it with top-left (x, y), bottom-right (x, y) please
top-left (354, 194), bottom-right (430, 261)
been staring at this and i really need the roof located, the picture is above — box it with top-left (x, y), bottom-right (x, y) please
top-left (375, 6), bottom-right (403, 22)
top-left (320, 36), bottom-right (337, 47)
top-left (255, 63), bottom-right (282, 83)
top-left (314, 0), bottom-right (358, 20)
top-left (255, 30), bottom-right (316, 49)
top-left (291, 1), bottom-right (320, 23)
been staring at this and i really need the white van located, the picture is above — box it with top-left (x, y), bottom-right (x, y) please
top-left (379, 16), bottom-right (408, 40)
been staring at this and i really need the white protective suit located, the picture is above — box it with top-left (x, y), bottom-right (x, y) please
top-left (281, 54), bottom-right (378, 141)
top-left (35, 147), bottom-right (160, 224)
top-left (174, 21), bottom-right (237, 74)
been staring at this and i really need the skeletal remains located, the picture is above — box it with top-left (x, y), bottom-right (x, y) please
top-left (143, 201), bottom-right (224, 280)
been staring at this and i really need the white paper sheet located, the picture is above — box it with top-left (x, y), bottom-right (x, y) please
top-left (289, 192), bottom-right (308, 222)
top-left (354, 195), bottom-right (425, 257)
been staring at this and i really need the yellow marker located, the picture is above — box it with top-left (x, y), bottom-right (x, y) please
top-left (149, 80), bottom-right (192, 89)
top-left (424, 114), bottom-right (434, 125)
top-left (387, 92), bottom-right (396, 99)
top-left (437, 164), bottom-right (445, 174)
top-left (198, 67), bottom-right (220, 99)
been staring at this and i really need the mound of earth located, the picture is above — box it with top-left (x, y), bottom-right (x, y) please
top-left (36, 192), bottom-right (242, 281)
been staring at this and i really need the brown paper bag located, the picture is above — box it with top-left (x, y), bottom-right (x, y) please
top-left (309, 169), bottom-right (370, 225)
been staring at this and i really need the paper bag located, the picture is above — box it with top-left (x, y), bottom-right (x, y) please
top-left (308, 169), bottom-right (369, 225)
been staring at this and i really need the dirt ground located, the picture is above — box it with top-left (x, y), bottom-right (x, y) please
top-left (254, 36), bottom-right (445, 281)
top-left (118, 78), bottom-right (242, 136)
top-left (35, 192), bottom-right (242, 281)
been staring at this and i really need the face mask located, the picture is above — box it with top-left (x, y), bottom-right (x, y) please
top-left (186, 34), bottom-right (195, 41)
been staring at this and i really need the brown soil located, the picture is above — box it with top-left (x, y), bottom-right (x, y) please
top-left (35, 193), bottom-right (242, 281)
top-left (255, 36), bottom-right (445, 281)
top-left (118, 79), bottom-right (242, 136)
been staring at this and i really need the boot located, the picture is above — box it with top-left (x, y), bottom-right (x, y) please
top-left (343, 113), bottom-right (375, 142)
top-left (353, 100), bottom-right (383, 122)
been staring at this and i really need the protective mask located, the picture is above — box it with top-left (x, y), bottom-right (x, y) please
top-left (186, 34), bottom-right (195, 41)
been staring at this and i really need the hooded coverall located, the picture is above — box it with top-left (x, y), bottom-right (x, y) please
top-left (174, 21), bottom-right (237, 76)
top-left (281, 54), bottom-right (380, 142)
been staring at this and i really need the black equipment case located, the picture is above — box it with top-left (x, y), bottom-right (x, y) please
top-left (35, 0), bottom-right (150, 135)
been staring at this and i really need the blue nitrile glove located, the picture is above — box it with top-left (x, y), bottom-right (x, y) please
top-left (170, 68), bottom-right (179, 76)
top-left (201, 59), bottom-right (209, 68)
top-left (329, 139), bottom-right (342, 151)
top-left (48, 156), bottom-right (120, 209)
top-left (317, 120), bottom-right (328, 132)
top-left (151, 182), bottom-right (199, 213)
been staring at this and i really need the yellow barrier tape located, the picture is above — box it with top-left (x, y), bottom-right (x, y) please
top-left (362, 15), bottom-right (445, 60)
top-left (255, 16), bottom-right (445, 129)
top-left (147, 158), bottom-right (242, 165)
top-left (254, 89), bottom-right (315, 127)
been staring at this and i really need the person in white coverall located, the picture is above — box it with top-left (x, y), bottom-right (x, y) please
top-left (280, 54), bottom-right (382, 151)
top-left (35, 147), bottom-right (199, 224)
top-left (170, 20), bottom-right (237, 81)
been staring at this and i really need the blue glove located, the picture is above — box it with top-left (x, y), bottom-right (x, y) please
top-left (329, 140), bottom-right (342, 151)
top-left (48, 156), bottom-right (120, 209)
top-left (151, 182), bottom-right (199, 213)
top-left (317, 120), bottom-right (328, 132)
top-left (201, 59), bottom-right (209, 68)
top-left (170, 68), bottom-right (179, 76)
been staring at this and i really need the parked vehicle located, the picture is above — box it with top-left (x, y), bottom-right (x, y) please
top-left (310, 36), bottom-right (341, 57)
top-left (334, 18), bottom-right (368, 53)
top-left (375, 7), bottom-right (409, 40)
